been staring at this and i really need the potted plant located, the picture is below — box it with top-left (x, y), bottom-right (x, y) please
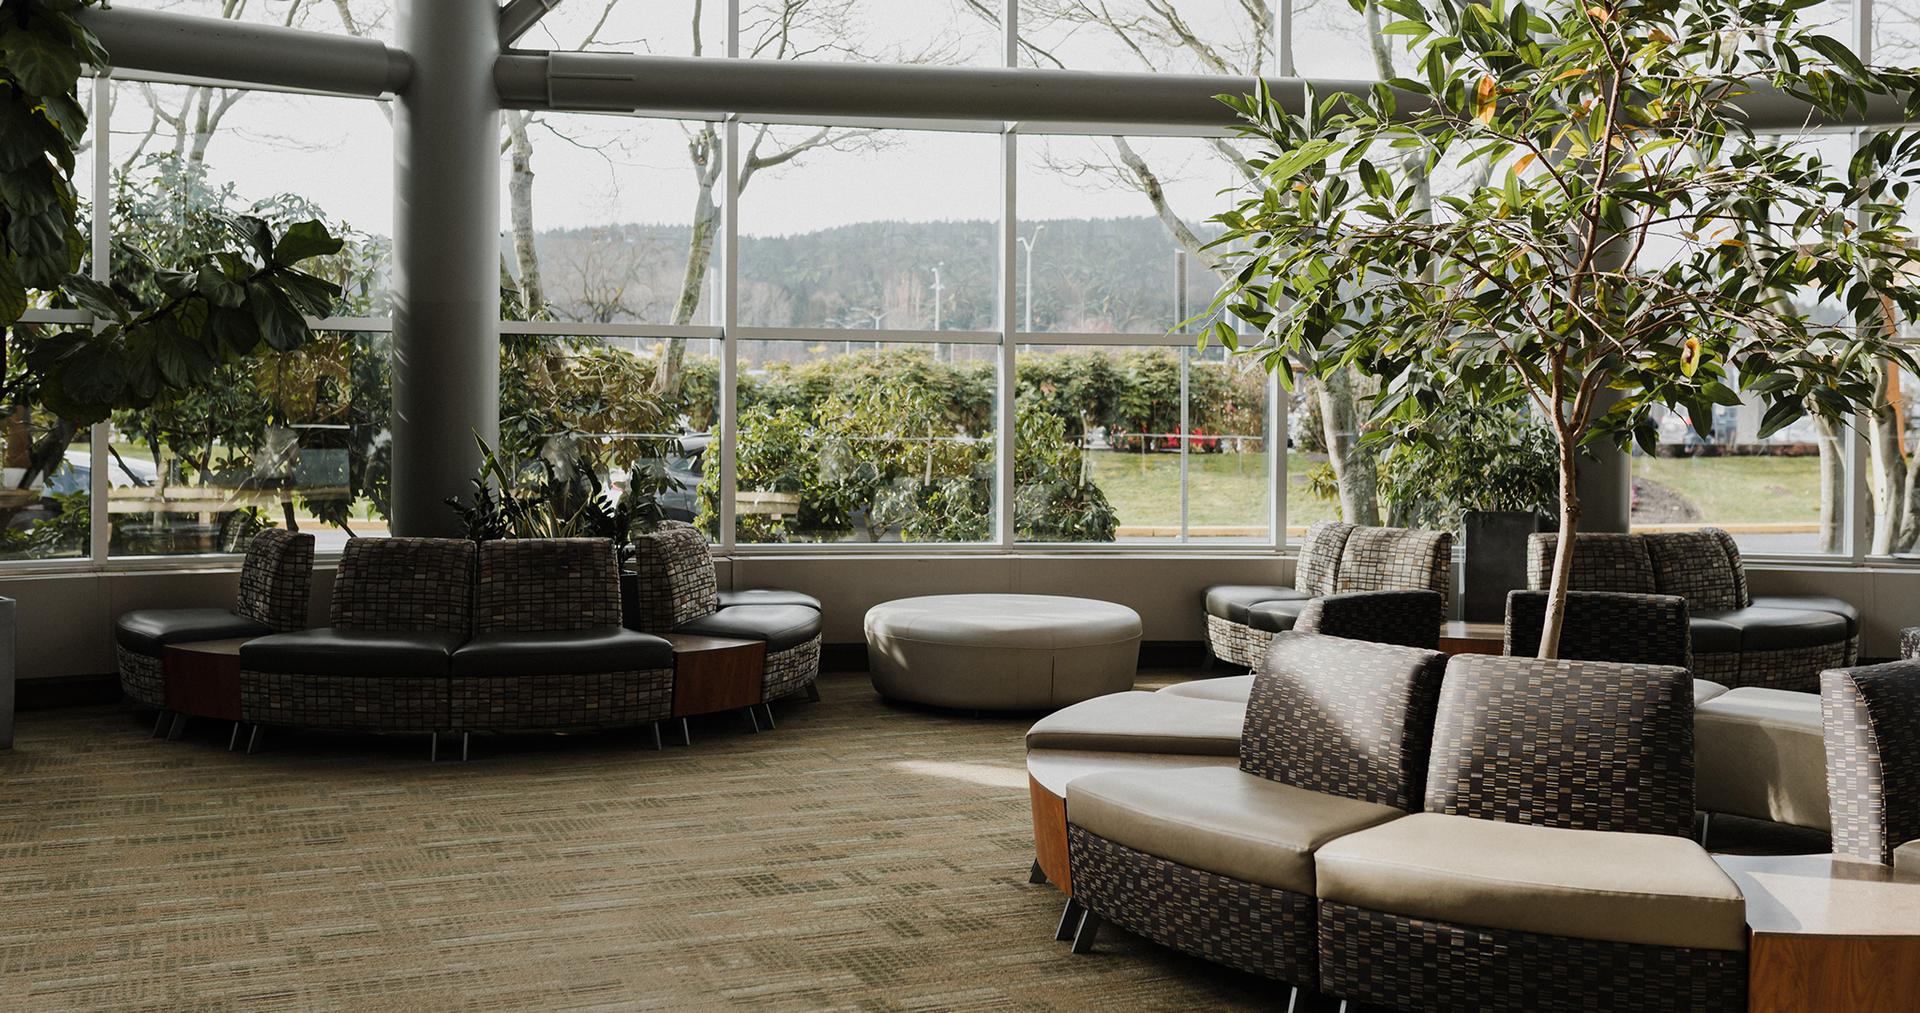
top-left (1381, 402), bottom-right (1558, 620)
top-left (1207, 0), bottom-right (1920, 655)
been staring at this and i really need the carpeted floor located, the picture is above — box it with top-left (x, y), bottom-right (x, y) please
top-left (0, 670), bottom-right (1287, 1011)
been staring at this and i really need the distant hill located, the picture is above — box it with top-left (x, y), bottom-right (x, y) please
top-left (518, 216), bottom-right (1223, 334)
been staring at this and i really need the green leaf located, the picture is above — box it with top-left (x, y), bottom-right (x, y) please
top-left (195, 265), bottom-right (246, 308)
top-left (206, 305), bottom-right (260, 354)
top-left (271, 219), bottom-right (344, 266)
top-left (0, 255), bottom-right (25, 326)
top-left (247, 281), bottom-right (308, 352)
top-left (59, 341), bottom-right (126, 419)
top-left (0, 26), bottom-right (83, 98)
top-left (148, 317), bottom-right (214, 387)
top-left (60, 274), bottom-right (126, 321)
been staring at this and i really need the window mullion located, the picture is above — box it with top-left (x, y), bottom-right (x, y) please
top-left (997, 127), bottom-right (1018, 550)
top-left (88, 69), bottom-right (112, 565)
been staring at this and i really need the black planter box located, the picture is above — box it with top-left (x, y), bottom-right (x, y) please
top-left (1462, 510), bottom-right (1549, 623)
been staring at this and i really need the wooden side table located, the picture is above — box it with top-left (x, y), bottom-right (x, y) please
top-left (161, 637), bottom-right (252, 750)
top-left (1439, 620), bottom-right (1504, 656)
top-left (1715, 853), bottom-right (1920, 1012)
top-left (662, 632), bottom-right (766, 745)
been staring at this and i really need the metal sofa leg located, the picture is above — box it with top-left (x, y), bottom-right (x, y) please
top-left (745, 707), bottom-right (760, 732)
top-left (1698, 811), bottom-right (1713, 847)
top-left (1027, 860), bottom-right (1047, 885)
top-left (429, 733), bottom-right (438, 762)
top-left (166, 713), bottom-right (189, 741)
top-left (759, 703), bottom-right (775, 729)
top-left (461, 732), bottom-right (470, 762)
top-left (152, 711), bottom-right (171, 738)
top-left (649, 723), bottom-right (663, 750)
top-left (680, 718), bottom-right (692, 746)
top-left (805, 681), bottom-right (821, 702)
top-left (1053, 898), bottom-right (1083, 941)
top-left (1071, 911), bottom-right (1101, 953)
top-left (228, 722), bottom-right (242, 752)
top-left (246, 725), bottom-right (263, 754)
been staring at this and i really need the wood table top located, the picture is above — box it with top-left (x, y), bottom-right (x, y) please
top-left (1715, 853), bottom-right (1920, 938)
top-left (163, 637), bottom-right (256, 657)
top-left (659, 632), bottom-right (761, 654)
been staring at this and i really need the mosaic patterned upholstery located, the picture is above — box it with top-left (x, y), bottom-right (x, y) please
top-left (1503, 590), bottom-right (1691, 670)
top-left (1206, 613), bottom-right (1273, 669)
top-left (1643, 531), bottom-right (1741, 611)
top-left (474, 538), bottom-right (623, 633)
top-left (1334, 526), bottom-right (1453, 611)
top-left (1708, 529), bottom-right (1752, 608)
top-left (1295, 590), bottom-right (1442, 650)
top-left (1241, 632), bottom-right (1447, 810)
top-left (1066, 824), bottom-right (1317, 985)
top-left (1293, 522), bottom-right (1354, 596)
top-left (450, 668), bottom-right (674, 733)
top-left (232, 528), bottom-right (316, 631)
top-left (1902, 627), bottom-right (1920, 661)
top-left (1822, 661), bottom-right (1920, 866)
top-left (1425, 655), bottom-right (1696, 837)
top-left (1526, 532), bottom-right (1657, 594)
top-left (764, 636), bottom-right (823, 701)
top-left (240, 671), bottom-right (450, 732)
top-left (329, 537), bottom-right (475, 634)
top-left (1738, 641), bottom-right (1849, 693)
top-left (628, 522), bottom-right (719, 634)
top-left (1316, 902), bottom-right (1746, 1013)
top-left (116, 645), bottom-right (165, 710)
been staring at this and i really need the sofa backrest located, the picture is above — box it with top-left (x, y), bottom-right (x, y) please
top-left (1295, 589), bottom-right (1442, 651)
top-left (1526, 528), bottom-right (1749, 609)
top-left (1503, 590), bottom-right (1691, 670)
top-left (329, 536), bottom-right (476, 634)
top-left (1293, 522), bottom-right (1354, 596)
top-left (474, 538), bottom-right (622, 634)
top-left (1294, 522), bottom-right (1452, 609)
top-left (1822, 661), bottom-right (1920, 866)
top-left (628, 521), bottom-right (718, 633)
top-left (1525, 532), bottom-right (1657, 594)
top-left (233, 527), bottom-right (315, 631)
top-left (1240, 631), bottom-right (1448, 810)
top-left (1424, 654), bottom-right (1696, 836)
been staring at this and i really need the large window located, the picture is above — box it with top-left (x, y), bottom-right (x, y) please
top-left (24, 2), bottom-right (1911, 568)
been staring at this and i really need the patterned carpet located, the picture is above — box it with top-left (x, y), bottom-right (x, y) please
top-left (0, 671), bottom-right (1285, 1011)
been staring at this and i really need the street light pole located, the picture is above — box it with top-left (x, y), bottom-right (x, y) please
top-left (1017, 223), bottom-right (1045, 333)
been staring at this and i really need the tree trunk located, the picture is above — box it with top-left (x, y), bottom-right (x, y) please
top-left (1538, 436), bottom-right (1583, 659)
top-left (1815, 415), bottom-right (1845, 554)
top-left (1318, 367), bottom-right (1380, 525)
top-left (505, 112), bottom-right (546, 317)
top-left (1868, 365), bottom-right (1904, 555)
top-left (655, 124), bottom-right (724, 398)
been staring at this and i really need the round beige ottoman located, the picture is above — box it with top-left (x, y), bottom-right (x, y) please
top-left (865, 594), bottom-right (1141, 710)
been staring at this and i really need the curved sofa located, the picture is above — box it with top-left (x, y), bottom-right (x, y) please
top-left (114, 528), bottom-right (315, 715)
top-left (1033, 634), bottom-right (1747, 1013)
top-left (1202, 522), bottom-right (1452, 667)
top-left (628, 522), bottom-right (824, 703)
top-left (1527, 529), bottom-right (1856, 692)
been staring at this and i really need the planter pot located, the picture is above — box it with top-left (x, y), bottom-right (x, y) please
top-left (0, 596), bottom-right (13, 749)
top-left (620, 570), bottom-right (642, 632)
top-left (1462, 511), bottom-right (1549, 624)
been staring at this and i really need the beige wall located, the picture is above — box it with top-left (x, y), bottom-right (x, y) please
top-left (7, 553), bottom-right (1910, 682)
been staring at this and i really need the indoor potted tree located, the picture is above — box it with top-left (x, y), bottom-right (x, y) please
top-left (1208, 0), bottom-right (1920, 655)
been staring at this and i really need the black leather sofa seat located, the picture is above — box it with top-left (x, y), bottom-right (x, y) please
top-left (1246, 599), bottom-right (1310, 633)
top-left (117, 608), bottom-right (271, 655)
top-left (243, 628), bottom-right (468, 678)
top-left (1204, 585), bottom-right (1306, 625)
top-left (452, 629), bottom-right (673, 678)
top-left (1690, 608), bottom-right (1848, 654)
top-left (676, 604), bottom-right (822, 652)
top-left (717, 589), bottom-right (823, 611)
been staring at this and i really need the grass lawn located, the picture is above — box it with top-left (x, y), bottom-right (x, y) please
top-left (1088, 448), bottom-right (1824, 532)
top-left (1631, 454), bottom-right (1822, 525)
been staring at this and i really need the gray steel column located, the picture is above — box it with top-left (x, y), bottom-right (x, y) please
top-left (392, 0), bottom-right (500, 536)
top-left (1575, 391), bottom-right (1633, 534)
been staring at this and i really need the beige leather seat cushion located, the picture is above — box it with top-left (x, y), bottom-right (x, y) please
top-left (1025, 691), bottom-right (1244, 755)
top-left (1158, 675), bottom-right (1255, 704)
top-left (1694, 679), bottom-right (1731, 705)
top-left (1316, 813), bottom-right (1747, 952)
top-left (1898, 841), bottom-right (1920, 878)
top-left (1162, 675), bottom-right (1728, 709)
top-left (1695, 687), bottom-right (1829, 831)
top-left (1068, 766), bottom-right (1405, 895)
top-left (866, 594), bottom-right (1141, 709)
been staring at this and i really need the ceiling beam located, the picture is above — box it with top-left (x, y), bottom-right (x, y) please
top-left (499, 0), bottom-right (567, 47)
top-left (77, 6), bottom-right (412, 96)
